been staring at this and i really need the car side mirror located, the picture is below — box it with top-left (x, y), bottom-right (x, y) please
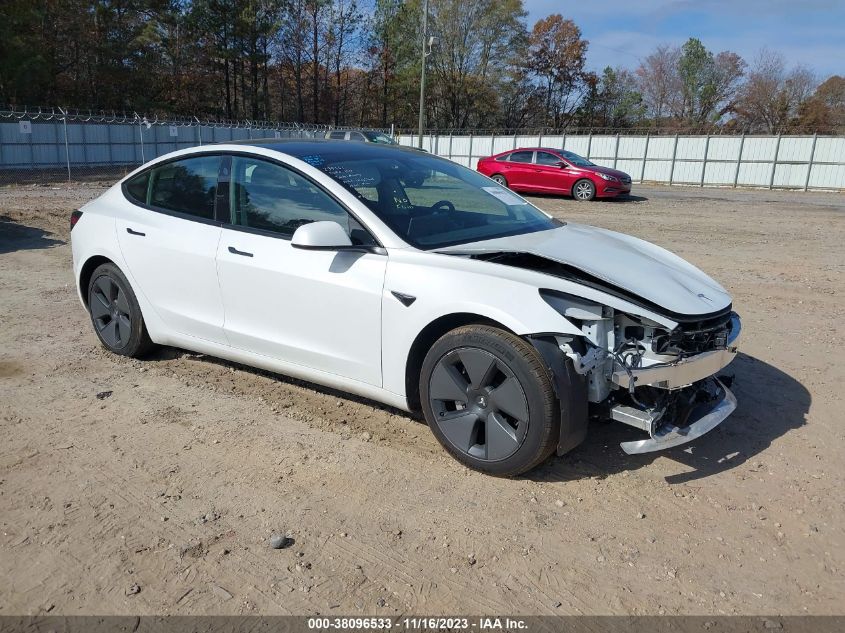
top-left (291, 221), bottom-right (353, 250)
top-left (556, 161), bottom-right (568, 169)
top-left (291, 221), bottom-right (383, 254)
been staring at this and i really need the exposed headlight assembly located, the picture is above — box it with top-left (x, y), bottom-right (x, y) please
top-left (539, 289), bottom-right (609, 321)
top-left (598, 173), bottom-right (619, 182)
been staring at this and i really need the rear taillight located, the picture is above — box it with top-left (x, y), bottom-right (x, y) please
top-left (70, 210), bottom-right (83, 231)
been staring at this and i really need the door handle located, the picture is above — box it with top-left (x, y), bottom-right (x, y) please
top-left (228, 246), bottom-right (254, 258)
top-left (126, 227), bottom-right (145, 236)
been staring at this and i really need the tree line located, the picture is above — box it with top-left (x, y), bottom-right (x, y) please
top-left (1, 0), bottom-right (843, 134)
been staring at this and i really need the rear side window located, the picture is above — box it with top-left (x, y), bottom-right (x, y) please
top-left (230, 156), bottom-right (350, 237)
top-left (508, 151), bottom-right (534, 163)
top-left (148, 155), bottom-right (221, 219)
top-left (328, 131), bottom-right (346, 139)
top-left (124, 171), bottom-right (149, 204)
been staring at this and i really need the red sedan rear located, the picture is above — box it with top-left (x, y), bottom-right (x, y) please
top-left (476, 148), bottom-right (632, 201)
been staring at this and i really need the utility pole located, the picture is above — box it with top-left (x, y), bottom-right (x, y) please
top-left (417, 0), bottom-right (429, 149)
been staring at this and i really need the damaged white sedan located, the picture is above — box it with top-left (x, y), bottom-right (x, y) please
top-left (71, 140), bottom-right (740, 476)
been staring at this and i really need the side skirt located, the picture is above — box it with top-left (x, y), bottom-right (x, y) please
top-left (161, 332), bottom-right (412, 413)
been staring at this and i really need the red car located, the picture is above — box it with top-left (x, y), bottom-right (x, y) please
top-left (476, 148), bottom-right (632, 201)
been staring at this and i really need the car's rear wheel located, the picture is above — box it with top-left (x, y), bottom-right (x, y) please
top-left (87, 263), bottom-right (154, 358)
top-left (420, 325), bottom-right (559, 476)
top-left (573, 179), bottom-right (596, 201)
top-left (491, 174), bottom-right (508, 188)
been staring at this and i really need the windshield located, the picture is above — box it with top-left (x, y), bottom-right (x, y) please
top-left (560, 151), bottom-right (595, 167)
top-left (294, 147), bottom-right (560, 249)
top-left (363, 131), bottom-right (398, 145)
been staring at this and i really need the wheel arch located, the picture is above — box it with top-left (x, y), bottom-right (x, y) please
top-left (404, 312), bottom-right (514, 412)
top-left (78, 255), bottom-right (115, 308)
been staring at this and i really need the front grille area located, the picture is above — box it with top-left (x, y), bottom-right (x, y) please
top-left (652, 312), bottom-right (734, 356)
top-left (621, 176), bottom-right (632, 184)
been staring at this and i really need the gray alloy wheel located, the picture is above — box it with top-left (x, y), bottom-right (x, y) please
top-left (491, 174), bottom-right (508, 187)
top-left (90, 275), bottom-right (132, 349)
top-left (87, 263), bottom-right (154, 357)
top-left (428, 348), bottom-right (530, 462)
top-left (573, 178), bottom-right (596, 201)
top-left (420, 325), bottom-right (560, 476)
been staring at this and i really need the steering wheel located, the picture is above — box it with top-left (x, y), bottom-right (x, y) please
top-left (430, 200), bottom-right (455, 213)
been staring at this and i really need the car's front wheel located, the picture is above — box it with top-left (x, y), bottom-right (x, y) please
top-left (420, 325), bottom-right (559, 476)
top-left (87, 262), bottom-right (154, 358)
top-left (491, 174), bottom-right (508, 188)
top-left (573, 178), bottom-right (596, 201)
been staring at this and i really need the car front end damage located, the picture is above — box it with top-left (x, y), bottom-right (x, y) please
top-left (439, 225), bottom-right (742, 456)
top-left (532, 293), bottom-right (741, 455)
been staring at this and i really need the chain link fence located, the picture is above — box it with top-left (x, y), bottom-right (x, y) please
top-left (0, 108), bottom-right (361, 185)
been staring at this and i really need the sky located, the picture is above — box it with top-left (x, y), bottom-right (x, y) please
top-left (523, 0), bottom-right (845, 78)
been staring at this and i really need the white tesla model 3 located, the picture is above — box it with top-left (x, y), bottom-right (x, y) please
top-left (71, 140), bottom-right (741, 476)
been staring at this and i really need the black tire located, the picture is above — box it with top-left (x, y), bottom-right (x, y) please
top-left (491, 174), bottom-right (508, 188)
top-left (87, 263), bottom-right (154, 358)
top-left (572, 178), bottom-right (596, 201)
top-left (420, 325), bottom-right (559, 476)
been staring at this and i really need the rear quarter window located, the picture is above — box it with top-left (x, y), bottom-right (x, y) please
top-left (124, 171), bottom-right (149, 205)
top-left (508, 151), bottom-right (534, 163)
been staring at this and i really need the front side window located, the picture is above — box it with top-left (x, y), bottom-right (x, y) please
top-left (560, 151), bottom-right (595, 167)
top-left (229, 156), bottom-right (351, 238)
top-left (536, 151), bottom-right (562, 166)
top-left (508, 151), bottom-right (534, 163)
top-left (147, 155), bottom-right (220, 219)
top-left (301, 148), bottom-right (560, 249)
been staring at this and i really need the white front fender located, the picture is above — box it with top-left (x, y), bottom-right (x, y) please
top-left (380, 254), bottom-right (583, 399)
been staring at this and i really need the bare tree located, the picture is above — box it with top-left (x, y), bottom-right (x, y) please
top-left (275, 0), bottom-right (309, 122)
top-left (736, 49), bottom-right (815, 133)
top-left (427, 0), bottom-right (527, 129)
top-left (326, 0), bottom-right (362, 126)
top-left (636, 45), bottom-right (681, 125)
top-left (305, 0), bottom-right (330, 123)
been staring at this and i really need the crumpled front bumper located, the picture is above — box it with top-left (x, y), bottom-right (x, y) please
top-left (619, 378), bottom-right (737, 454)
top-left (611, 312), bottom-right (741, 390)
top-left (612, 312), bottom-right (741, 454)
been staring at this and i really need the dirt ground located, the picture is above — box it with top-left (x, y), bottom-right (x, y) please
top-left (0, 182), bottom-right (843, 617)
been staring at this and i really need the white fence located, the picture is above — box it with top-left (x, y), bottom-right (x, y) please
top-left (397, 132), bottom-right (845, 191)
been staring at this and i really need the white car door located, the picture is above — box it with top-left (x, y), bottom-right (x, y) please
top-left (215, 155), bottom-right (387, 386)
top-left (116, 154), bottom-right (228, 345)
